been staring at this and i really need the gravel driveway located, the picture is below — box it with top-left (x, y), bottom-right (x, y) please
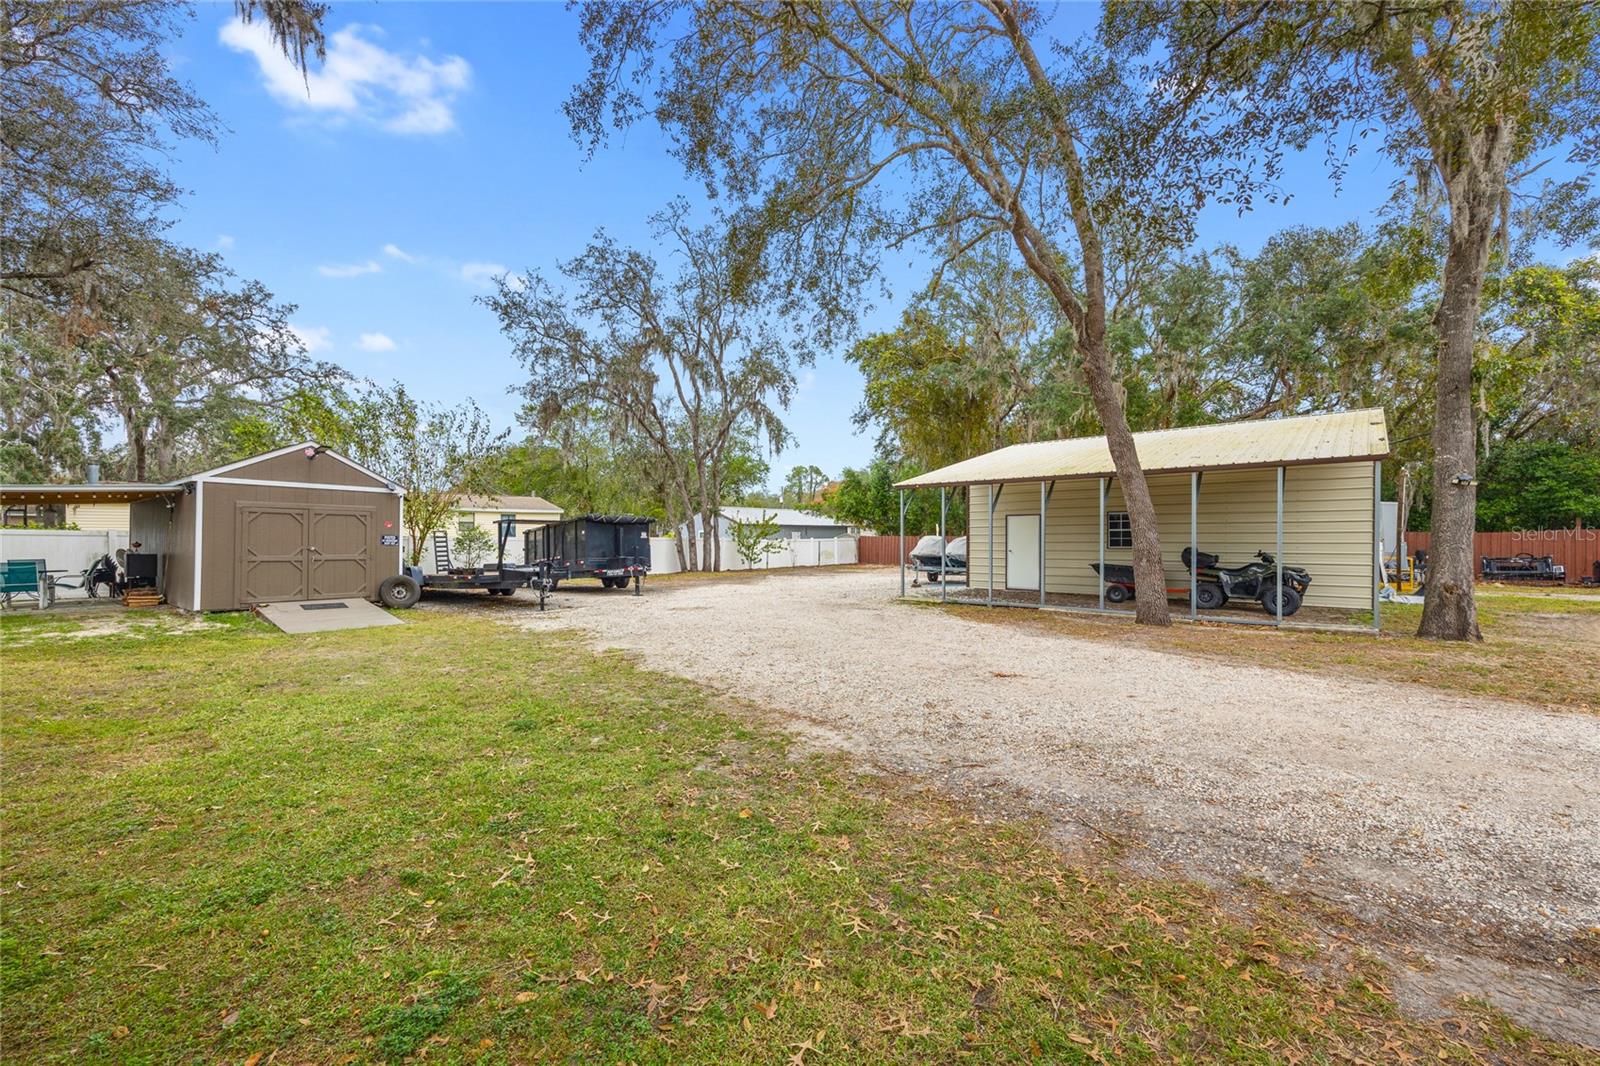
top-left (507, 568), bottom-right (1600, 1040)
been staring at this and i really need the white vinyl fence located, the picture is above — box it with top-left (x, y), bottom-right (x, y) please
top-left (0, 529), bottom-right (130, 599)
top-left (647, 535), bottom-right (857, 575)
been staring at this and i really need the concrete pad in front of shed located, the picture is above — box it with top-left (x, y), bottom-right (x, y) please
top-left (255, 598), bottom-right (402, 634)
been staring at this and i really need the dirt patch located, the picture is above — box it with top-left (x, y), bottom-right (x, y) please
top-left (1, 611), bottom-right (226, 645)
top-left (513, 567), bottom-right (1600, 1046)
top-left (1510, 610), bottom-right (1600, 645)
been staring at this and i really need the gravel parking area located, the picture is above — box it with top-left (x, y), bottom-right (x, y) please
top-left (507, 567), bottom-right (1600, 1041)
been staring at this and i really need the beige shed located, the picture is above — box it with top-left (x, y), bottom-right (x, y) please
top-left (894, 408), bottom-right (1391, 627)
top-left (125, 443), bottom-right (405, 611)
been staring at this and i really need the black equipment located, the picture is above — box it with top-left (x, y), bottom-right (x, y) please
top-left (1181, 547), bottom-right (1313, 617)
top-left (524, 514), bottom-right (651, 592)
top-left (1480, 554), bottom-right (1565, 582)
top-left (123, 552), bottom-right (158, 589)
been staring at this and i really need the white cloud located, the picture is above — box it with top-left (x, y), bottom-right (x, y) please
top-left (220, 18), bottom-right (472, 135)
top-left (318, 259), bottom-right (382, 278)
top-left (290, 324), bottom-right (333, 353)
top-left (459, 261), bottom-right (507, 288)
top-left (216, 234), bottom-right (235, 250)
top-left (358, 332), bottom-right (398, 352)
top-left (382, 243), bottom-right (418, 263)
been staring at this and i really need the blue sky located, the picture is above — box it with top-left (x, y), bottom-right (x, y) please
top-left (166, 2), bottom-right (1417, 489)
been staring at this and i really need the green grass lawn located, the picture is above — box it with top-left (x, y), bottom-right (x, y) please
top-left (0, 610), bottom-right (1586, 1063)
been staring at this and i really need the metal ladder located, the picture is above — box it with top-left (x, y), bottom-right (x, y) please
top-left (431, 529), bottom-right (452, 571)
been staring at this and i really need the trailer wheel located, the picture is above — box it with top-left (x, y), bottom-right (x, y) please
top-left (379, 574), bottom-right (420, 609)
top-left (1104, 583), bottom-right (1131, 604)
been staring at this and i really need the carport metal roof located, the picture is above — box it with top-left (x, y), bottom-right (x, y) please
top-left (0, 482), bottom-right (184, 505)
top-left (895, 408), bottom-right (1390, 489)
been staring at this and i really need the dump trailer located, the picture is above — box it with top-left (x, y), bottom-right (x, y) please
top-left (525, 514), bottom-right (651, 592)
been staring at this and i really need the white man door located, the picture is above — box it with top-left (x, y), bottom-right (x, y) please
top-left (1005, 513), bottom-right (1040, 591)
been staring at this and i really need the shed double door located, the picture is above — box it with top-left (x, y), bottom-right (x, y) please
top-left (237, 504), bottom-right (373, 606)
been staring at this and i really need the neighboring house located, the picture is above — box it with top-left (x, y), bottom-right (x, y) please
top-left (686, 506), bottom-right (860, 541)
top-left (67, 502), bottom-right (131, 530)
top-left (428, 495), bottom-right (563, 569)
top-left (452, 494), bottom-right (563, 535)
top-left (2, 501), bottom-right (131, 530)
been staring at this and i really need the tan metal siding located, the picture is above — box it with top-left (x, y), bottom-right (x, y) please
top-left (967, 462), bottom-right (1375, 610)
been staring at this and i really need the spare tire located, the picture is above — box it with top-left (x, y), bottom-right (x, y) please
top-left (378, 573), bottom-right (420, 609)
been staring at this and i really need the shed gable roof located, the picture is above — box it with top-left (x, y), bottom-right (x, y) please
top-left (189, 442), bottom-right (398, 491)
top-left (896, 408), bottom-right (1390, 489)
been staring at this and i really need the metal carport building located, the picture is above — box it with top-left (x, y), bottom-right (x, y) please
top-left (894, 408), bottom-right (1391, 628)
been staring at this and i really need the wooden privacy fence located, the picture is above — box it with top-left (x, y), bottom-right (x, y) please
top-left (1404, 526), bottom-right (1599, 582)
top-left (857, 534), bottom-right (952, 565)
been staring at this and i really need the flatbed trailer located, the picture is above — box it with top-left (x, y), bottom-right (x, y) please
top-left (405, 517), bottom-right (552, 608)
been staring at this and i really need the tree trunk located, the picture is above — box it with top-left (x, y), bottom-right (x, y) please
top-left (1081, 340), bottom-right (1171, 626)
top-left (710, 472), bottom-right (724, 571)
top-left (664, 496), bottom-right (690, 572)
top-left (130, 426), bottom-right (148, 482)
top-left (677, 483), bottom-right (700, 571)
top-left (700, 504), bottom-right (715, 571)
top-left (1417, 187), bottom-right (1494, 641)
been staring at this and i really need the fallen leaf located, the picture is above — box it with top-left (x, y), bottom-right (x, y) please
top-left (514, 991), bottom-right (537, 1004)
top-left (243, 1054), bottom-right (263, 1066)
top-left (756, 1000), bottom-right (778, 1020)
top-left (738, 808), bottom-right (752, 819)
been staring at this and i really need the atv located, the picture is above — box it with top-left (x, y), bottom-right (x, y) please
top-left (1181, 547), bottom-right (1312, 617)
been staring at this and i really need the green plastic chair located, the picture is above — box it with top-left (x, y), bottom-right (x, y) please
top-left (0, 559), bottom-right (54, 609)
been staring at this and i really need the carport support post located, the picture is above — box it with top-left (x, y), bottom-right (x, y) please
top-left (1372, 459), bottom-right (1382, 634)
top-left (1039, 480), bottom-right (1053, 608)
top-left (939, 487), bottom-right (947, 604)
top-left (1275, 466), bottom-right (1285, 625)
top-left (1190, 471), bottom-right (1199, 620)
top-left (987, 484), bottom-right (1002, 608)
top-left (898, 489), bottom-right (907, 598)
top-left (1097, 477), bottom-right (1107, 612)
